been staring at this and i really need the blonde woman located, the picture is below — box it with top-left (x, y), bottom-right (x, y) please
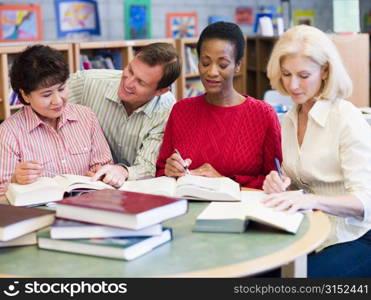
top-left (263, 25), bottom-right (371, 277)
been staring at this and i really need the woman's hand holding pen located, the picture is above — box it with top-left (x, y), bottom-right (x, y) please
top-left (263, 170), bottom-right (291, 194)
top-left (11, 160), bottom-right (43, 185)
top-left (164, 150), bottom-right (192, 177)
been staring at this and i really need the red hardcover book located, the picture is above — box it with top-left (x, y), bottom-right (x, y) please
top-left (56, 190), bottom-right (188, 230)
top-left (0, 205), bottom-right (55, 241)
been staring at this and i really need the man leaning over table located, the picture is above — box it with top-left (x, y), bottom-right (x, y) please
top-left (67, 42), bottom-right (182, 188)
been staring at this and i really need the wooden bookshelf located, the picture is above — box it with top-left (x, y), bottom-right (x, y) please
top-left (0, 42), bottom-right (74, 120)
top-left (72, 38), bottom-right (175, 72)
top-left (175, 37), bottom-right (247, 100)
top-left (245, 34), bottom-right (370, 107)
top-left (245, 36), bottom-right (278, 100)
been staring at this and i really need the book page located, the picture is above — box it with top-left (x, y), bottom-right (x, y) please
top-left (243, 201), bottom-right (303, 233)
top-left (241, 190), bottom-right (304, 233)
top-left (8, 177), bottom-right (60, 194)
top-left (176, 175), bottom-right (222, 191)
top-left (240, 190), bottom-right (267, 204)
top-left (119, 176), bottom-right (177, 196)
top-left (54, 175), bottom-right (113, 192)
top-left (175, 175), bottom-right (240, 201)
top-left (197, 202), bottom-right (247, 221)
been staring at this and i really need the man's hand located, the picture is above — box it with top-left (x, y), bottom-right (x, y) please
top-left (11, 160), bottom-right (43, 184)
top-left (90, 165), bottom-right (128, 188)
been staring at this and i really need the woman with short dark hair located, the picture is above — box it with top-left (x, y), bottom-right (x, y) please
top-left (0, 45), bottom-right (113, 194)
top-left (156, 22), bottom-right (282, 189)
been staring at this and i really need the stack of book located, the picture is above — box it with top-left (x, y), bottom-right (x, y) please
top-left (0, 205), bottom-right (55, 248)
top-left (38, 189), bottom-right (188, 261)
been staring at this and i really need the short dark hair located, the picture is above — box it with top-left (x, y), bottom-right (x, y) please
top-left (10, 44), bottom-right (69, 105)
top-left (136, 42), bottom-right (181, 90)
top-left (196, 21), bottom-right (245, 63)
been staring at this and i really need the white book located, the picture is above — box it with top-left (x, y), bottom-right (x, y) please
top-left (38, 228), bottom-right (173, 261)
top-left (120, 175), bottom-right (241, 201)
top-left (0, 232), bottom-right (37, 248)
top-left (50, 219), bottom-right (163, 239)
top-left (6, 175), bottom-right (114, 206)
top-left (193, 191), bottom-right (304, 234)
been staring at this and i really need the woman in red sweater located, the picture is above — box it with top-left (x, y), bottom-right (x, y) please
top-left (156, 21), bottom-right (282, 189)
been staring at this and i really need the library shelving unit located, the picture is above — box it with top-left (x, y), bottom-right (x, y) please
top-left (0, 42), bottom-right (74, 121)
top-left (175, 37), bottom-right (247, 100)
top-left (72, 38), bottom-right (176, 71)
top-left (245, 34), bottom-right (370, 107)
top-left (245, 36), bottom-right (278, 101)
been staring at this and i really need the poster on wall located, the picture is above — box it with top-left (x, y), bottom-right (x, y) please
top-left (235, 7), bottom-right (253, 25)
top-left (166, 12), bottom-right (198, 38)
top-left (54, 0), bottom-right (100, 38)
top-left (0, 4), bottom-right (42, 42)
top-left (124, 0), bottom-right (152, 39)
top-left (293, 10), bottom-right (315, 26)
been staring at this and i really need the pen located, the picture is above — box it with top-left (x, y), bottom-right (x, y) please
top-left (274, 158), bottom-right (283, 180)
top-left (174, 149), bottom-right (190, 175)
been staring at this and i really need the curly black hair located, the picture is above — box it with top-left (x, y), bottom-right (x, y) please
top-left (196, 21), bottom-right (245, 63)
top-left (10, 44), bottom-right (69, 105)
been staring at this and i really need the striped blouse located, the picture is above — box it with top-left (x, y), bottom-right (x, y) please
top-left (0, 103), bottom-right (113, 194)
top-left (67, 69), bottom-right (176, 180)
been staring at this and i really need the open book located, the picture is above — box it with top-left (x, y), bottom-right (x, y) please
top-left (120, 175), bottom-right (241, 201)
top-left (6, 175), bottom-right (113, 206)
top-left (193, 191), bottom-right (304, 234)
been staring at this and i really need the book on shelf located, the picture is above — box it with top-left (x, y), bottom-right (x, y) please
top-left (38, 228), bottom-right (173, 261)
top-left (80, 54), bottom-right (92, 70)
top-left (6, 174), bottom-right (114, 207)
top-left (95, 49), bottom-right (123, 70)
top-left (120, 175), bottom-right (241, 201)
top-left (8, 89), bottom-right (21, 106)
top-left (80, 50), bottom-right (122, 71)
top-left (0, 232), bottom-right (37, 248)
top-left (0, 204), bottom-right (55, 241)
top-left (193, 191), bottom-right (304, 234)
top-left (56, 189), bottom-right (188, 230)
top-left (50, 219), bottom-right (163, 239)
top-left (184, 46), bottom-right (198, 74)
top-left (185, 78), bottom-right (204, 98)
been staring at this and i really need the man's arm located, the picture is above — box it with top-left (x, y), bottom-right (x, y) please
top-left (126, 120), bottom-right (167, 180)
top-left (67, 70), bottom-right (88, 105)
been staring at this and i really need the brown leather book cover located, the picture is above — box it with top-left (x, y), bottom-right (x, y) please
top-left (58, 189), bottom-right (187, 215)
top-left (0, 204), bottom-right (55, 227)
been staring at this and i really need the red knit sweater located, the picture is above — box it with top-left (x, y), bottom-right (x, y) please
top-left (156, 94), bottom-right (282, 189)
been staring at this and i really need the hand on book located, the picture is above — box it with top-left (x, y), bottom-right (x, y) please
top-left (261, 191), bottom-right (315, 214)
top-left (263, 170), bottom-right (291, 193)
top-left (90, 164), bottom-right (128, 188)
top-left (164, 153), bottom-right (192, 177)
top-left (190, 163), bottom-right (222, 178)
top-left (11, 161), bottom-right (43, 185)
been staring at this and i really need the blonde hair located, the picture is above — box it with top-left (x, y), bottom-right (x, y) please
top-left (267, 25), bottom-right (352, 100)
